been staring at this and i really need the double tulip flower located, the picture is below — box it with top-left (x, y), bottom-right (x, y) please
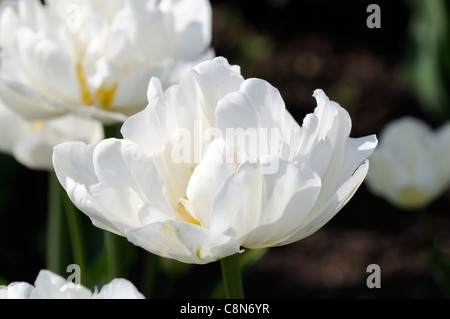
top-left (0, 0), bottom-right (213, 169)
top-left (53, 57), bottom-right (377, 264)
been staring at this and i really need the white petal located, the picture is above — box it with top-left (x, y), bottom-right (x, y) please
top-left (318, 134), bottom-right (377, 201)
top-left (57, 104), bottom-right (128, 125)
top-left (53, 141), bottom-right (98, 189)
top-left (292, 89), bottom-right (352, 166)
top-left (186, 138), bottom-right (237, 228)
top-left (0, 78), bottom-right (67, 119)
top-left (216, 78), bottom-right (299, 159)
top-left (125, 219), bottom-right (241, 264)
top-left (0, 5), bottom-right (20, 50)
top-left (0, 100), bottom-right (30, 154)
top-left (123, 58), bottom-right (243, 154)
top-left (53, 141), bottom-right (120, 234)
top-left (93, 278), bottom-right (144, 299)
top-left (121, 77), bottom-right (169, 155)
top-left (135, 1), bottom-right (176, 61)
top-left (210, 157), bottom-right (321, 248)
top-left (11, 114), bottom-right (103, 171)
top-left (0, 282), bottom-right (34, 299)
top-left (30, 270), bottom-right (92, 299)
top-left (166, 57), bottom-right (244, 131)
top-left (112, 67), bottom-right (153, 113)
top-left (15, 28), bottom-right (80, 103)
top-left (281, 160), bottom-right (370, 245)
top-left (87, 138), bottom-right (174, 232)
top-left (171, 0), bottom-right (212, 60)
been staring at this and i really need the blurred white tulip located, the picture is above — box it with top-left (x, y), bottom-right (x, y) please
top-left (0, 269), bottom-right (145, 299)
top-left (0, 99), bottom-right (103, 170)
top-left (0, 0), bottom-right (213, 124)
top-left (365, 116), bottom-right (450, 210)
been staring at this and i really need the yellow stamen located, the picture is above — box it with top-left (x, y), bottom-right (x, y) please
top-left (76, 61), bottom-right (93, 106)
top-left (33, 120), bottom-right (44, 131)
top-left (76, 61), bottom-right (118, 110)
top-left (176, 197), bottom-right (201, 226)
top-left (95, 82), bottom-right (118, 111)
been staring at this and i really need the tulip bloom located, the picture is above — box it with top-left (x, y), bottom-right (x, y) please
top-left (0, 269), bottom-right (144, 299)
top-left (0, 0), bottom-right (213, 123)
top-left (365, 117), bottom-right (450, 210)
top-left (53, 57), bottom-right (377, 264)
top-left (0, 99), bottom-right (103, 170)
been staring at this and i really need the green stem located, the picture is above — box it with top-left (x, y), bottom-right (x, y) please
top-left (102, 123), bottom-right (123, 281)
top-left (62, 192), bottom-right (87, 284)
top-left (141, 253), bottom-right (158, 299)
top-left (46, 171), bottom-right (64, 275)
top-left (220, 254), bottom-right (245, 299)
top-left (105, 232), bottom-right (121, 280)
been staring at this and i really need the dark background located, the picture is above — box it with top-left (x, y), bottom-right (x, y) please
top-left (1, 0), bottom-right (450, 299)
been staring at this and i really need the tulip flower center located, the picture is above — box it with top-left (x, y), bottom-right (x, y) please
top-left (397, 186), bottom-right (431, 209)
top-left (33, 120), bottom-right (44, 131)
top-left (76, 62), bottom-right (118, 110)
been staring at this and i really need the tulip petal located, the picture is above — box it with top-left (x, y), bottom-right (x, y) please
top-left (216, 78), bottom-right (299, 159)
top-left (15, 28), bottom-right (80, 103)
top-left (172, 0), bottom-right (212, 60)
top-left (166, 57), bottom-right (244, 131)
top-left (210, 157), bottom-right (321, 248)
top-left (53, 138), bottom-right (174, 235)
top-left (125, 219), bottom-right (241, 264)
top-left (0, 282), bottom-right (34, 299)
top-left (10, 114), bottom-right (102, 171)
top-left (340, 135), bottom-right (378, 180)
top-left (121, 77), bottom-right (169, 156)
top-left (0, 6), bottom-right (20, 50)
top-left (186, 138), bottom-right (237, 228)
top-left (88, 139), bottom-right (174, 229)
top-left (0, 78), bottom-right (67, 119)
top-left (93, 278), bottom-right (145, 299)
top-left (0, 101), bottom-right (30, 154)
top-left (281, 160), bottom-right (370, 245)
top-left (53, 141), bottom-right (119, 234)
top-left (31, 270), bottom-right (92, 299)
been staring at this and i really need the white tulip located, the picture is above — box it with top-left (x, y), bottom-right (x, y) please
top-left (365, 116), bottom-right (450, 210)
top-left (0, 0), bottom-right (213, 123)
top-left (0, 99), bottom-right (103, 170)
top-left (0, 269), bottom-right (145, 299)
top-left (53, 57), bottom-right (377, 264)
